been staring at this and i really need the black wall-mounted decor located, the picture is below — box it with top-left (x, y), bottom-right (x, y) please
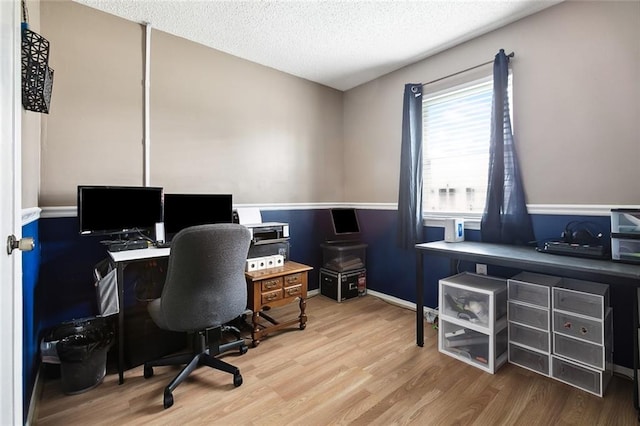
top-left (21, 28), bottom-right (54, 114)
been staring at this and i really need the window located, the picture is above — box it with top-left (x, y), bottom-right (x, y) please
top-left (422, 74), bottom-right (512, 214)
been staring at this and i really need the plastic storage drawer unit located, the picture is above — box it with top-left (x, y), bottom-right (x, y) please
top-left (508, 272), bottom-right (559, 308)
top-left (611, 238), bottom-right (640, 264)
top-left (438, 272), bottom-right (508, 374)
top-left (611, 209), bottom-right (640, 235)
top-left (509, 343), bottom-right (550, 376)
top-left (553, 309), bottom-right (610, 345)
top-left (553, 280), bottom-right (609, 320)
top-left (611, 209), bottom-right (640, 264)
top-left (507, 272), bottom-right (556, 377)
top-left (551, 355), bottom-right (611, 397)
top-left (509, 322), bottom-right (550, 352)
top-left (508, 301), bottom-right (549, 330)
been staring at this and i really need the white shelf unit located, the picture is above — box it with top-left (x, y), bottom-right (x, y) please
top-left (507, 272), bottom-right (560, 376)
top-left (438, 272), bottom-right (508, 374)
top-left (551, 279), bottom-right (612, 397)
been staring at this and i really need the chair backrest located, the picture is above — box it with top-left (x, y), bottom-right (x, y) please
top-left (158, 223), bottom-right (251, 332)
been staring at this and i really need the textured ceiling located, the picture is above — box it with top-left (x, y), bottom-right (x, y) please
top-left (73, 0), bottom-right (562, 91)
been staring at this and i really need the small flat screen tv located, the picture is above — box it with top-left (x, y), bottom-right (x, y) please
top-left (163, 193), bottom-right (233, 238)
top-left (77, 185), bottom-right (164, 236)
top-left (330, 208), bottom-right (360, 235)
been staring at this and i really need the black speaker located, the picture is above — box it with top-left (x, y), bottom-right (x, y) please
top-left (561, 221), bottom-right (603, 246)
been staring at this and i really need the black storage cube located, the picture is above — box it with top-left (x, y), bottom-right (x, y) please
top-left (320, 268), bottom-right (366, 302)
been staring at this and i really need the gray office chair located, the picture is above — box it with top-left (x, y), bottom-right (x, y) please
top-left (143, 223), bottom-right (251, 409)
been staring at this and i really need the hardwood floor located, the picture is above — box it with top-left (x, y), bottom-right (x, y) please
top-left (34, 294), bottom-right (637, 425)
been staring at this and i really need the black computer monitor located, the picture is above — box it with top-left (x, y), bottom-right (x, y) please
top-left (163, 193), bottom-right (233, 239)
top-left (77, 185), bottom-right (164, 236)
top-left (330, 208), bottom-right (360, 235)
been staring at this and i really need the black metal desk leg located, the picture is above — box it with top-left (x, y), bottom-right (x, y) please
top-left (416, 250), bottom-right (424, 347)
top-left (117, 263), bottom-right (125, 385)
top-left (634, 287), bottom-right (639, 418)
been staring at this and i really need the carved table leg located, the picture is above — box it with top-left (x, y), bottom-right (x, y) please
top-left (299, 297), bottom-right (307, 330)
top-left (251, 311), bottom-right (261, 347)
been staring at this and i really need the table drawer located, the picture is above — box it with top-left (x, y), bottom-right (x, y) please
top-left (283, 273), bottom-right (304, 286)
top-left (508, 301), bottom-right (549, 330)
top-left (261, 289), bottom-right (283, 304)
top-left (284, 284), bottom-right (302, 299)
top-left (261, 277), bottom-right (283, 292)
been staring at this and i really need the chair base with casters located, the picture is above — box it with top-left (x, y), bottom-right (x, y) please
top-left (143, 325), bottom-right (248, 409)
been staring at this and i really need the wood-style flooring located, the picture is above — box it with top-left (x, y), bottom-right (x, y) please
top-left (34, 294), bottom-right (637, 425)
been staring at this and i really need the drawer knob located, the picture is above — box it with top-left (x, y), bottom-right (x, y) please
top-left (580, 326), bottom-right (588, 335)
top-left (564, 321), bottom-right (572, 329)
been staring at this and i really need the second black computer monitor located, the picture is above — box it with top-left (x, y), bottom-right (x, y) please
top-left (163, 193), bottom-right (233, 239)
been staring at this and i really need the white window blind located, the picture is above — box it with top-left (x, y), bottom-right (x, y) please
top-left (422, 74), bottom-right (512, 214)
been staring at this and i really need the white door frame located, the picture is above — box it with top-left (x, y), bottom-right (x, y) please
top-left (1, 0), bottom-right (24, 424)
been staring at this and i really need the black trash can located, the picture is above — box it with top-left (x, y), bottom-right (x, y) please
top-left (42, 317), bottom-right (114, 394)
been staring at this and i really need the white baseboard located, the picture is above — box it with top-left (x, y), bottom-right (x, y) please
top-left (613, 364), bottom-right (634, 381)
top-left (25, 366), bottom-right (44, 426)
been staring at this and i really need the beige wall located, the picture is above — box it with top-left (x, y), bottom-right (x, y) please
top-left (149, 30), bottom-right (344, 203)
top-left (40, 0), bottom-right (144, 205)
top-left (343, 1), bottom-right (640, 205)
top-left (37, 1), bottom-right (640, 208)
top-left (39, 0), bottom-right (344, 206)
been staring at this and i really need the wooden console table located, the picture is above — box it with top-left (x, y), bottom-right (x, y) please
top-left (245, 261), bottom-right (312, 347)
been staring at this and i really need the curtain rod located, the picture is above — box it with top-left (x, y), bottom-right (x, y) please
top-left (421, 51), bottom-right (514, 88)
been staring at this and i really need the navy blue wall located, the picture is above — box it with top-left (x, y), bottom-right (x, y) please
top-left (38, 217), bottom-right (107, 324)
top-left (29, 208), bottom-right (634, 411)
top-left (22, 219), bottom-right (40, 423)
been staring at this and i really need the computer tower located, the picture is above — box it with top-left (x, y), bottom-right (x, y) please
top-left (320, 268), bottom-right (366, 302)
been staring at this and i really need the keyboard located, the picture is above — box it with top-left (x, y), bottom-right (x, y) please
top-left (107, 240), bottom-right (148, 252)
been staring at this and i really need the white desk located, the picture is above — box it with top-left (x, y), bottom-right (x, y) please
top-left (108, 246), bottom-right (170, 384)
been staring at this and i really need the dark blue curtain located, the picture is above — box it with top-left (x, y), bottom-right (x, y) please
top-left (397, 84), bottom-right (424, 250)
top-left (481, 50), bottom-right (534, 245)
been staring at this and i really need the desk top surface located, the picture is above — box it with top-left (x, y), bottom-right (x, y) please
top-left (416, 240), bottom-right (640, 281)
top-left (108, 246), bottom-right (170, 263)
top-left (245, 261), bottom-right (313, 281)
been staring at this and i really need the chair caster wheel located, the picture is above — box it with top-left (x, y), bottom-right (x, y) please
top-left (143, 365), bottom-right (153, 379)
top-left (233, 373), bottom-right (243, 387)
top-left (163, 389), bottom-right (174, 409)
top-left (239, 345), bottom-right (248, 355)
